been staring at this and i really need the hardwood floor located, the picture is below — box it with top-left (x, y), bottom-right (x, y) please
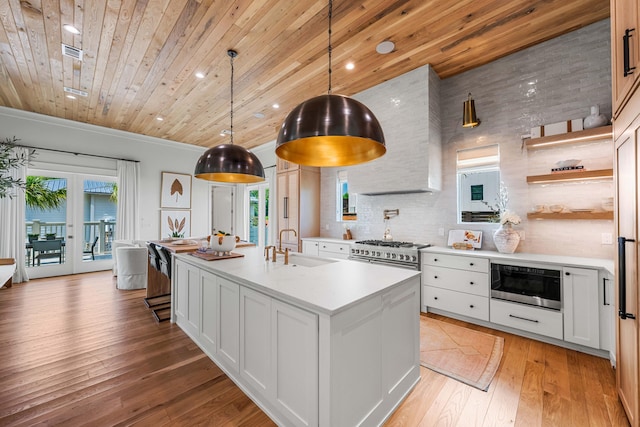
top-left (0, 271), bottom-right (630, 426)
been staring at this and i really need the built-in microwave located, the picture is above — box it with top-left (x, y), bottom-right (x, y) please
top-left (490, 262), bottom-right (562, 310)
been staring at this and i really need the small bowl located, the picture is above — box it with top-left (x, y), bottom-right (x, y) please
top-left (549, 204), bottom-right (564, 213)
top-left (532, 204), bottom-right (546, 213)
top-left (209, 235), bottom-right (240, 254)
top-left (555, 159), bottom-right (581, 168)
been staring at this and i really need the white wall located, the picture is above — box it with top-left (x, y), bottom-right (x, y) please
top-left (320, 19), bottom-right (614, 259)
top-left (0, 106), bottom-right (211, 241)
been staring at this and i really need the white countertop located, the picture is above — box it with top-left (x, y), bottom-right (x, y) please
top-left (422, 246), bottom-right (614, 275)
top-left (175, 246), bottom-right (419, 315)
top-left (301, 237), bottom-right (356, 244)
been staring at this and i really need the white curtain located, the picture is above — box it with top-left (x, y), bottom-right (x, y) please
top-left (116, 160), bottom-right (140, 241)
top-left (266, 166), bottom-right (277, 247)
top-left (0, 147), bottom-right (29, 283)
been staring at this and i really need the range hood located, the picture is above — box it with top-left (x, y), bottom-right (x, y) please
top-left (347, 64), bottom-right (442, 195)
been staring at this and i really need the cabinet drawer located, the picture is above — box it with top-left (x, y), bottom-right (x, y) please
top-left (490, 299), bottom-right (563, 340)
top-left (423, 286), bottom-right (489, 321)
top-left (422, 253), bottom-right (488, 273)
top-left (422, 266), bottom-right (488, 297)
top-left (319, 242), bottom-right (350, 255)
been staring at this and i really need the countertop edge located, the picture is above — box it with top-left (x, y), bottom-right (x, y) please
top-left (421, 246), bottom-right (614, 275)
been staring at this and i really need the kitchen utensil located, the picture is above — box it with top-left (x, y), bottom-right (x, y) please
top-left (549, 204), bottom-right (564, 213)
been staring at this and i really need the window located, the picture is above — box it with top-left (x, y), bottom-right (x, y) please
top-left (336, 171), bottom-right (356, 221)
top-left (457, 144), bottom-right (500, 223)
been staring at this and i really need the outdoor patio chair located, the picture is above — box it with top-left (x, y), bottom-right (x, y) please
top-left (83, 236), bottom-right (99, 260)
top-left (32, 239), bottom-right (63, 265)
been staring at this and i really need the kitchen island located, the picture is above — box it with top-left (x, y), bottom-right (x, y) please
top-left (172, 246), bottom-right (421, 427)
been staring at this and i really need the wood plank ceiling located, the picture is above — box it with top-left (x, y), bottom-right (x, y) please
top-left (0, 0), bottom-right (609, 151)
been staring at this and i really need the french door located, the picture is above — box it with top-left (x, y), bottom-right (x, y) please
top-left (248, 184), bottom-right (269, 247)
top-left (26, 170), bottom-right (117, 278)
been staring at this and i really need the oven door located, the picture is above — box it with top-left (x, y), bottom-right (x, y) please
top-left (349, 255), bottom-right (420, 271)
top-left (490, 263), bottom-right (561, 310)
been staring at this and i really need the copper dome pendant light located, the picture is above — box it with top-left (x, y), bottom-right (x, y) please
top-left (194, 50), bottom-right (265, 183)
top-left (275, 0), bottom-right (386, 167)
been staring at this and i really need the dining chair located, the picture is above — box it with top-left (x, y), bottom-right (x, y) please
top-left (83, 236), bottom-right (99, 260)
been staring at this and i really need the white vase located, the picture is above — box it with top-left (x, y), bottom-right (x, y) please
top-left (493, 223), bottom-right (520, 254)
top-left (583, 105), bottom-right (608, 129)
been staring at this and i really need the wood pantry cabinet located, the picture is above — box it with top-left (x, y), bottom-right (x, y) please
top-left (611, 0), bottom-right (640, 116)
top-left (613, 82), bottom-right (640, 427)
top-left (276, 161), bottom-right (320, 252)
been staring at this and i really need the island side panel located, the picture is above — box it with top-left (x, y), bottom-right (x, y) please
top-left (319, 276), bottom-right (421, 426)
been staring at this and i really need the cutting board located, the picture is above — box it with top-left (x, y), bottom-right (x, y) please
top-left (189, 251), bottom-right (245, 261)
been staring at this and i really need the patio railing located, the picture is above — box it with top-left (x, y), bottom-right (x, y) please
top-left (26, 220), bottom-right (116, 254)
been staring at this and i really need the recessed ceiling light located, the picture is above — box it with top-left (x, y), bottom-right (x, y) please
top-left (376, 40), bottom-right (395, 54)
top-left (272, 103), bottom-right (279, 109)
top-left (345, 62), bottom-right (355, 70)
top-left (66, 94), bottom-right (76, 100)
top-left (195, 71), bottom-right (205, 79)
top-left (63, 24), bottom-right (80, 35)
top-left (156, 116), bottom-right (164, 121)
top-left (253, 112), bottom-right (265, 119)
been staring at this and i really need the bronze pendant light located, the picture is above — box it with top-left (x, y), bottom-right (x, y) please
top-left (275, 0), bottom-right (386, 167)
top-left (462, 93), bottom-right (480, 128)
top-left (194, 50), bottom-right (265, 183)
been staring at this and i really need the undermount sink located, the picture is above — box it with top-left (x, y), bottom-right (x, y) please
top-left (287, 254), bottom-right (338, 268)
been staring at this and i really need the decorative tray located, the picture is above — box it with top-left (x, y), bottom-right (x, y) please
top-left (189, 251), bottom-right (245, 261)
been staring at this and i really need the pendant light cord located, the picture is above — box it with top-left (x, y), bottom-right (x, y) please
top-left (327, 0), bottom-right (332, 95)
top-left (229, 50), bottom-right (235, 145)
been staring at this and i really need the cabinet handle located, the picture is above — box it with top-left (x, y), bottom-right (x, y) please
top-left (434, 275), bottom-right (438, 279)
top-left (469, 304), bottom-right (474, 309)
top-left (603, 277), bottom-right (610, 306)
top-left (509, 314), bottom-right (539, 323)
top-left (283, 196), bottom-right (289, 219)
top-left (624, 28), bottom-right (636, 77)
top-left (618, 237), bottom-right (636, 319)
top-left (565, 271), bottom-right (570, 276)
top-left (434, 296), bottom-right (438, 300)
top-left (469, 281), bottom-right (475, 285)
top-left (469, 262), bottom-right (474, 266)
top-left (433, 258), bottom-right (438, 262)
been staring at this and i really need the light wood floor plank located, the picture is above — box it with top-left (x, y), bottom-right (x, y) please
top-left (0, 271), bottom-right (630, 426)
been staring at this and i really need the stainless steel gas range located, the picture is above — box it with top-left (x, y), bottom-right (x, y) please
top-left (349, 240), bottom-right (431, 270)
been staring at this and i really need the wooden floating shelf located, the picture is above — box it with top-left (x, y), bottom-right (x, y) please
top-left (527, 211), bottom-right (613, 220)
top-left (526, 169), bottom-right (613, 184)
top-left (526, 125), bottom-right (612, 149)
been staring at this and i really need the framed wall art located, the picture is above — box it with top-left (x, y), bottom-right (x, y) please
top-left (161, 172), bottom-right (192, 209)
top-left (161, 210), bottom-right (191, 239)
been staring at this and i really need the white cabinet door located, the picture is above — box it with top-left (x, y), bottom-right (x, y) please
top-left (271, 299), bottom-right (318, 427)
top-left (174, 259), bottom-right (200, 338)
top-left (200, 270), bottom-right (218, 356)
top-left (563, 267), bottom-right (600, 348)
top-left (599, 271), bottom-right (615, 355)
top-left (302, 240), bottom-right (319, 256)
top-left (174, 259), bottom-right (189, 324)
top-left (217, 277), bottom-right (240, 373)
top-left (240, 287), bottom-right (272, 397)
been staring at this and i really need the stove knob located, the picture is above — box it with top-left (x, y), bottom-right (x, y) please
top-left (399, 254), bottom-right (404, 260)
top-left (392, 253), bottom-right (397, 259)
top-left (365, 250), bottom-right (370, 256)
top-left (412, 255), bottom-right (417, 262)
top-left (386, 253), bottom-right (391, 258)
top-left (377, 251), bottom-right (381, 257)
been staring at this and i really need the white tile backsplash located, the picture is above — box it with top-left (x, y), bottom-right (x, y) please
top-left (320, 19), bottom-right (613, 260)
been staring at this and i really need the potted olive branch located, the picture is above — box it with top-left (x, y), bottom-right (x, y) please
top-left (0, 137), bottom-right (34, 199)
